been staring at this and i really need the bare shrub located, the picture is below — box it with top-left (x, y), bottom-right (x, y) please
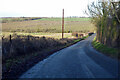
top-left (2, 34), bottom-right (75, 61)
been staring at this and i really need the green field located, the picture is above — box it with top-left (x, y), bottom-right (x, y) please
top-left (1, 17), bottom-right (42, 23)
top-left (2, 17), bottom-right (96, 38)
top-left (37, 17), bottom-right (91, 21)
top-left (2, 17), bottom-right (95, 33)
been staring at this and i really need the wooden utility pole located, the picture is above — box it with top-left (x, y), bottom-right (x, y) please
top-left (62, 9), bottom-right (64, 39)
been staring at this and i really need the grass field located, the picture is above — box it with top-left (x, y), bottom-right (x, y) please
top-left (1, 17), bottom-right (42, 23)
top-left (2, 17), bottom-right (96, 35)
top-left (37, 17), bottom-right (91, 21)
top-left (2, 32), bottom-right (75, 39)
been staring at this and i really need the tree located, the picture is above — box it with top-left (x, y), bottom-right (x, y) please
top-left (86, 0), bottom-right (120, 48)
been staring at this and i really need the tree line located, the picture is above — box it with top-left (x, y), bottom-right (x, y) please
top-left (87, 0), bottom-right (120, 48)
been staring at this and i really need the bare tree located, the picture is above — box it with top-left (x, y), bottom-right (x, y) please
top-left (86, 0), bottom-right (120, 48)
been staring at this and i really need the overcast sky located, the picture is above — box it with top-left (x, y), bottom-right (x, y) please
top-left (0, 0), bottom-right (96, 17)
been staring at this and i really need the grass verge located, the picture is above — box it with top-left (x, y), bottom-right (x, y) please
top-left (92, 36), bottom-right (119, 59)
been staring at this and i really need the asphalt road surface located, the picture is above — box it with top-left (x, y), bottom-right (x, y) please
top-left (20, 34), bottom-right (119, 78)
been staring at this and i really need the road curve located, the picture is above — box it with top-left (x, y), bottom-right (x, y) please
top-left (20, 34), bottom-right (119, 78)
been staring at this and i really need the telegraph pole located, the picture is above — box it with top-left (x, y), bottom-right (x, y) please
top-left (62, 9), bottom-right (64, 39)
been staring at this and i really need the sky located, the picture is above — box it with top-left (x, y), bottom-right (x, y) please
top-left (0, 0), bottom-right (96, 17)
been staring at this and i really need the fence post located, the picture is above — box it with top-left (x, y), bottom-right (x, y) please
top-left (2, 36), bottom-right (4, 40)
top-left (9, 34), bottom-right (13, 55)
top-left (28, 35), bottom-right (29, 41)
top-left (10, 35), bottom-right (12, 44)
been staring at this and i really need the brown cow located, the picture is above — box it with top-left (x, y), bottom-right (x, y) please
top-left (79, 33), bottom-right (84, 38)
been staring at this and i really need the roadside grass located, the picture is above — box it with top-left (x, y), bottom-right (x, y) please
top-left (73, 35), bottom-right (89, 43)
top-left (92, 36), bottom-right (119, 59)
top-left (2, 34), bottom-right (89, 79)
top-left (64, 36), bottom-right (89, 48)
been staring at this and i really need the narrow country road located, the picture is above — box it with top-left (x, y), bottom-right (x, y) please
top-left (20, 34), bottom-right (119, 78)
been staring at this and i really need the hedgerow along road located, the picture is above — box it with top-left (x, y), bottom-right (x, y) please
top-left (20, 34), bottom-right (119, 78)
